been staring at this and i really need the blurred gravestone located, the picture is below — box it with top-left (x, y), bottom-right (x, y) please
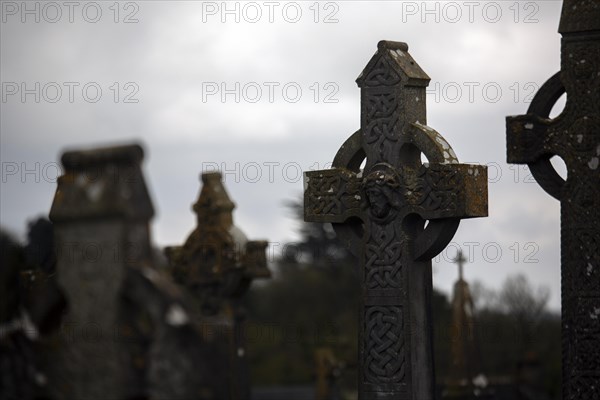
top-left (166, 171), bottom-right (271, 400)
top-left (39, 143), bottom-right (219, 400)
top-left (506, 0), bottom-right (600, 397)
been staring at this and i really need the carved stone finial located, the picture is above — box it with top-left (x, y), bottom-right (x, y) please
top-left (193, 171), bottom-right (235, 229)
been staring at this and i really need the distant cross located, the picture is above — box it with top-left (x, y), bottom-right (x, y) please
top-left (454, 250), bottom-right (467, 282)
top-left (449, 250), bottom-right (482, 397)
top-left (166, 172), bottom-right (270, 400)
top-left (506, 1), bottom-right (600, 397)
top-left (304, 41), bottom-right (488, 400)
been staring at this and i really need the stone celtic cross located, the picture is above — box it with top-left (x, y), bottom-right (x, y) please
top-left (304, 41), bottom-right (488, 400)
top-left (166, 172), bottom-right (270, 302)
top-left (506, 0), bottom-right (600, 397)
top-left (166, 171), bottom-right (270, 400)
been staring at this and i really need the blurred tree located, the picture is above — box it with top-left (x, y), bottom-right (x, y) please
top-left (498, 274), bottom-right (550, 350)
top-left (0, 229), bottom-right (36, 399)
top-left (475, 275), bottom-right (560, 399)
top-left (246, 200), bottom-right (359, 389)
top-left (23, 217), bottom-right (55, 274)
top-left (470, 280), bottom-right (497, 312)
top-left (1, 230), bottom-right (26, 323)
top-left (282, 199), bottom-right (353, 267)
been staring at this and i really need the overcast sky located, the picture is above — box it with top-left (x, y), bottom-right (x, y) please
top-left (1, 0), bottom-right (567, 309)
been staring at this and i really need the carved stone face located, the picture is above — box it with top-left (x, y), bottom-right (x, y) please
top-left (366, 186), bottom-right (391, 218)
top-left (363, 166), bottom-right (401, 219)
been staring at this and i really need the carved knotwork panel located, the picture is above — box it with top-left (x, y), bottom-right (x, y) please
top-left (363, 87), bottom-right (403, 163)
top-left (304, 169), bottom-right (362, 222)
top-left (410, 164), bottom-right (460, 214)
top-left (363, 56), bottom-right (402, 87)
top-left (365, 224), bottom-right (404, 289)
top-left (364, 90), bottom-right (401, 143)
top-left (364, 306), bottom-right (406, 384)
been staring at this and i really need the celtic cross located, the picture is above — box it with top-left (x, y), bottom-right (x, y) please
top-left (165, 172), bottom-right (270, 400)
top-left (506, 1), bottom-right (600, 397)
top-left (304, 41), bottom-right (488, 400)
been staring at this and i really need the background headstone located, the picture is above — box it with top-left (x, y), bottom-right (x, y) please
top-left (506, 1), bottom-right (600, 397)
top-left (41, 143), bottom-right (219, 400)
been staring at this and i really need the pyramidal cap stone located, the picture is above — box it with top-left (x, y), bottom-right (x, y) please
top-left (356, 41), bottom-right (430, 88)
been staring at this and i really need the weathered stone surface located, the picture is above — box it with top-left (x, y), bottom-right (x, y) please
top-left (304, 41), bottom-right (488, 400)
top-left (506, 1), bottom-right (600, 398)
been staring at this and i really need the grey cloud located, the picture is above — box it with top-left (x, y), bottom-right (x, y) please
top-left (1, 1), bottom-right (564, 309)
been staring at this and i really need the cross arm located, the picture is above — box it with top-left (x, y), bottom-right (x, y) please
top-left (505, 72), bottom-right (568, 200)
top-left (404, 163), bottom-right (488, 220)
top-left (507, 114), bottom-right (563, 164)
top-left (506, 70), bottom-right (567, 165)
top-left (304, 168), bottom-right (363, 223)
